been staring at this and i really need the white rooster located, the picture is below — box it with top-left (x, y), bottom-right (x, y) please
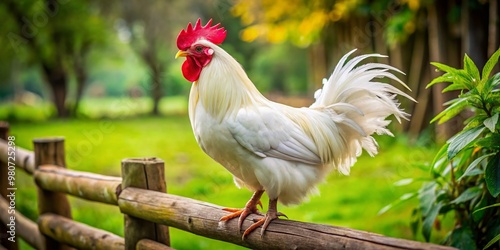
top-left (175, 19), bottom-right (414, 238)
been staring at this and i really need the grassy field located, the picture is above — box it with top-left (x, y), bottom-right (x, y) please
top-left (4, 98), bottom-right (453, 249)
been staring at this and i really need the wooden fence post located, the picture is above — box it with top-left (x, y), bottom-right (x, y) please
top-left (33, 138), bottom-right (72, 250)
top-left (121, 157), bottom-right (169, 250)
top-left (0, 122), bottom-right (18, 250)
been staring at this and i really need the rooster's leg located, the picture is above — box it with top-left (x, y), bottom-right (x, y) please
top-left (242, 198), bottom-right (287, 239)
top-left (220, 190), bottom-right (264, 230)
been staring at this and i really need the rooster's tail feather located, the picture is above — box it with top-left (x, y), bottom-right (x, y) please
top-left (310, 49), bottom-right (414, 174)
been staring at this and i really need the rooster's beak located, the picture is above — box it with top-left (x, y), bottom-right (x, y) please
top-left (175, 50), bottom-right (189, 59)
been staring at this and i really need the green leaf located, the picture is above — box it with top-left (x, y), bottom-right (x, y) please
top-left (472, 193), bottom-right (489, 223)
top-left (482, 47), bottom-right (500, 80)
top-left (431, 62), bottom-right (459, 74)
top-left (448, 126), bottom-right (486, 160)
top-left (466, 95), bottom-right (486, 110)
top-left (483, 72), bottom-right (500, 94)
top-left (472, 194), bottom-right (488, 222)
top-left (426, 73), bottom-right (458, 88)
top-left (450, 187), bottom-right (482, 204)
top-left (473, 202), bottom-right (500, 214)
top-left (428, 61), bottom-right (476, 90)
top-left (427, 74), bottom-right (456, 88)
top-left (449, 225), bottom-right (477, 250)
top-left (430, 98), bottom-right (468, 124)
top-left (476, 134), bottom-right (500, 150)
top-left (431, 144), bottom-right (449, 175)
top-left (464, 54), bottom-right (480, 85)
top-left (394, 178), bottom-right (414, 186)
top-left (465, 114), bottom-right (490, 131)
top-left (443, 82), bottom-right (466, 92)
top-left (456, 147), bottom-right (474, 173)
top-left (410, 208), bottom-right (421, 236)
top-left (485, 152), bottom-right (500, 197)
top-left (419, 182), bottom-right (437, 215)
top-left (427, 62), bottom-right (464, 89)
top-left (462, 168), bottom-right (484, 178)
top-left (456, 69), bottom-right (477, 90)
top-left (422, 201), bottom-right (442, 242)
top-left (491, 73), bottom-right (500, 88)
top-left (492, 95), bottom-right (500, 108)
top-left (484, 113), bottom-right (499, 133)
top-left (378, 192), bottom-right (417, 215)
top-left (484, 233), bottom-right (500, 250)
top-left (459, 153), bottom-right (495, 180)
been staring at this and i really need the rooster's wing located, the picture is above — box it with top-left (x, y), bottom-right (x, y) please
top-left (227, 106), bottom-right (321, 165)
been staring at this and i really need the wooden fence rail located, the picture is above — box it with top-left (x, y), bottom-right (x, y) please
top-left (35, 165), bottom-right (121, 205)
top-left (0, 195), bottom-right (44, 249)
top-left (0, 123), bottom-right (456, 250)
top-left (38, 213), bottom-right (124, 249)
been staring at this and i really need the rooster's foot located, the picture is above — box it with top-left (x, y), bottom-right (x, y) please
top-left (242, 198), bottom-right (287, 240)
top-left (219, 190), bottom-right (264, 230)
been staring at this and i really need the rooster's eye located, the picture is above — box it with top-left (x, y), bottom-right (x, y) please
top-left (195, 46), bottom-right (203, 52)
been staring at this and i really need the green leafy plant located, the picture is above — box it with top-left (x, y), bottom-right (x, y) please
top-left (382, 48), bottom-right (500, 249)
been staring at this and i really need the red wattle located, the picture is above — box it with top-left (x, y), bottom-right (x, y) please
top-left (182, 57), bottom-right (202, 82)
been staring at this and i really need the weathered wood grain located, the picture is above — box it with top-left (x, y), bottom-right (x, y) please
top-left (38, 214), bottom-right (124, 250)
top-left (34, 165), bottom-right (121, 205)
top-left (0, 138), bottom-right (35, 175)
top-left (121, 158), bottom-right (170, 250)
top-left (34, 138), bottom-right (73, 250)
top-left (119, 187), bottom-right (456, 250)
top-left (136, 239), bottom-right (174, 250)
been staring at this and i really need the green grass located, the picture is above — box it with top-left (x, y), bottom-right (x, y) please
top-left (0, 96), bottom-right (189, 121)
top-left (4, 100), bottom-right (452, 249)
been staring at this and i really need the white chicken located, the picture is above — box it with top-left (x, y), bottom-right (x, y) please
top-left (175, 19), bottom-right (414, 238)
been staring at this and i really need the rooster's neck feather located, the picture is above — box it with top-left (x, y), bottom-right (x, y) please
top-left (193, 41), bottom-right (267, 121)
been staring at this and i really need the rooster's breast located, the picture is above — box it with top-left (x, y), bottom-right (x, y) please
top-left (190, 100), bottom-right (263, 190)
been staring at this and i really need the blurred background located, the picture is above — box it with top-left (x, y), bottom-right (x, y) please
top-left (0, 0), bottom-right (499, 249)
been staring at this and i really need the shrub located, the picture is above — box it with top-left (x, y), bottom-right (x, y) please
top-left (385, 48), bottom-right (500, 250)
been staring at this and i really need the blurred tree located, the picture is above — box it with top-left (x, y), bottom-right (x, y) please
top-left (231, 0), bottom-right (360, 88)
top-left (70, 5), bottom-right (109, 115)
top-left (118, 0), bottom-right (195, 115)
top-left (1, 0), bottom-right (108, 117)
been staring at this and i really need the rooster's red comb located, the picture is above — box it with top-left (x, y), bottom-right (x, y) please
top-left (176, 18), bottom-right (227, 50)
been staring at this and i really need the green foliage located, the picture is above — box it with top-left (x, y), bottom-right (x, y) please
top-left (384, 7), bottom-right (417, 46)
top-left (248, 42), bottom-right (309, 94)
top-left (388, 48), bottom-right (500, 249)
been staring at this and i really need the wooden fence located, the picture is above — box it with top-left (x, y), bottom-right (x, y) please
top-left (0, 122), bottom-right (456, 250)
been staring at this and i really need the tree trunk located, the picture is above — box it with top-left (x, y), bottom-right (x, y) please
top-left (6, 0), bottom-right (70, 118)
top-left (407, 29), bottom-right (430, 136)
top-left (73, 68), bottom-right (86, 117)
top-left (140, 48), bottom-right (163, 116)
top-left (150, 63), bottom-right (162, 116)
top-left (307, 42), bottom-right (327, 94)
top-left (462, 0), bottom-right (488, 69)
top-left (488, 0), bottom-right (500, 73)
top-left (72, 47), bottom-right (89, 116)
top-left (427, 1), bottom-right (452, 142)
top-left (42, 64), bottom-right (69, 118)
